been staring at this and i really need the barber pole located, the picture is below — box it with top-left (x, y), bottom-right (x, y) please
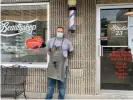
top-left (69, 10), bottom-right (75, 31)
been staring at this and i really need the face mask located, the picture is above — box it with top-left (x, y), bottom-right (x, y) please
top-left (56, 32), bottom-right (63, 38)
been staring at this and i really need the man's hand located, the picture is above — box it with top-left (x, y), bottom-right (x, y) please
top-left (48, 50), bottom-right (51, 55)
top-left (68, 51), bottom-right (74, 59)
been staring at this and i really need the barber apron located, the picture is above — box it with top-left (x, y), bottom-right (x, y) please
top-left (47, 38), bottom-right (67, 82)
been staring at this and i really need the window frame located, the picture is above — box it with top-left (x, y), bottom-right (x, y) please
top-left (0, 2), bottom-right (50, 68)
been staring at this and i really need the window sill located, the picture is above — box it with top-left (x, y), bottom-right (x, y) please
top-left (1, 63), bottom-right (48, 68)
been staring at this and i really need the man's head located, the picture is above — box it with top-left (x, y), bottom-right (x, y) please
top-left (56, 27), bottom-right (64, 39)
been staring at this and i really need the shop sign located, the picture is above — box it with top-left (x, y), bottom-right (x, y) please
top-left (108, 23), bottom-right (128, 37)
top-left (111, 24), bottom-right (127, 36)
top-left (107, 22), bottom-right (128, 45)
top-left (0, 19), bottom-right (37, 37)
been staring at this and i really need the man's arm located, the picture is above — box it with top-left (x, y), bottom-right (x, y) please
top-left (47, 50), bottom-right (51, 55)
top-left (68, 42), bottom-right (74, 59)
top-left (46, 40), bottom-right (51, 55)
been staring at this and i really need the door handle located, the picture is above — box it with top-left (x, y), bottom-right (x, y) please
top-left (98, 45), bottom-right (101, 57)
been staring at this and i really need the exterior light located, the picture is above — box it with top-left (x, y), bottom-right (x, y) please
top-left (125, 9), bottom-right (133, 16)
top-left (68, 0), bottom-right (77, 33)
top-left (125, 12), bottom-right (133, 16)
top-left (68, 0), bottom-right (77, 7)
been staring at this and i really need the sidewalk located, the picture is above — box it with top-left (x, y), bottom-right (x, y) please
top-left (2, 92), bottom-right (133, 99)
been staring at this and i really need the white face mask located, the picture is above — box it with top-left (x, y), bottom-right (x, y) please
top-left (56, 32), bottom-right (63, 38)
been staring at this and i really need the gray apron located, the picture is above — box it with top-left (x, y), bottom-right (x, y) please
top-left (47, 38), bottom-right (67, 82)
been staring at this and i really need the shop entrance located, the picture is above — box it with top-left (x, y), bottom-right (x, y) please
top-left (96, 4), bottom-right (133, 92)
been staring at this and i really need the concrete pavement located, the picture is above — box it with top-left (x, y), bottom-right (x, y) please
top-left (1, 92), bottom-right (133, 99)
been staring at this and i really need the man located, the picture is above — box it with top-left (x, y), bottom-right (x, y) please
top-left (45, 27), bottom-right (73, 99)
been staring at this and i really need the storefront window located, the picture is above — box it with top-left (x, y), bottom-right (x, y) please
top-left (100, 8), bottom-right (133, 90)
top-left (1, 3), bottom-right (49, 67)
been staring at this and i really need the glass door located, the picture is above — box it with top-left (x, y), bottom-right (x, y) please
top-left (100, 8), bottom-right (133, 90)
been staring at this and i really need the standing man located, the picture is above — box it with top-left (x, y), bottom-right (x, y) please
top-left (45, 27), bottom-right (73, 99)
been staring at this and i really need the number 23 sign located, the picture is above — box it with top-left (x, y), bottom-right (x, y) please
top-left (108, 23), bottom-right (128, 37)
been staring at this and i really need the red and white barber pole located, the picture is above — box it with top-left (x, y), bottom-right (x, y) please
top-left (68, 0), bottom-right (77, 33)
top-left (69, 9), bottom-right (75, 31)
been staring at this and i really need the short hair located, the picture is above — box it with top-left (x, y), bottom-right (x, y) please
top-left (56, 27), bottom-right (64, 30)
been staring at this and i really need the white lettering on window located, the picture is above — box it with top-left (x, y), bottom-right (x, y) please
top-left (0, 19), bottom-right (37, 37)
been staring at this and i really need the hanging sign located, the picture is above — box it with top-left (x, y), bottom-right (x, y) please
top-left (0, 19), bottom-right (37, 37)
